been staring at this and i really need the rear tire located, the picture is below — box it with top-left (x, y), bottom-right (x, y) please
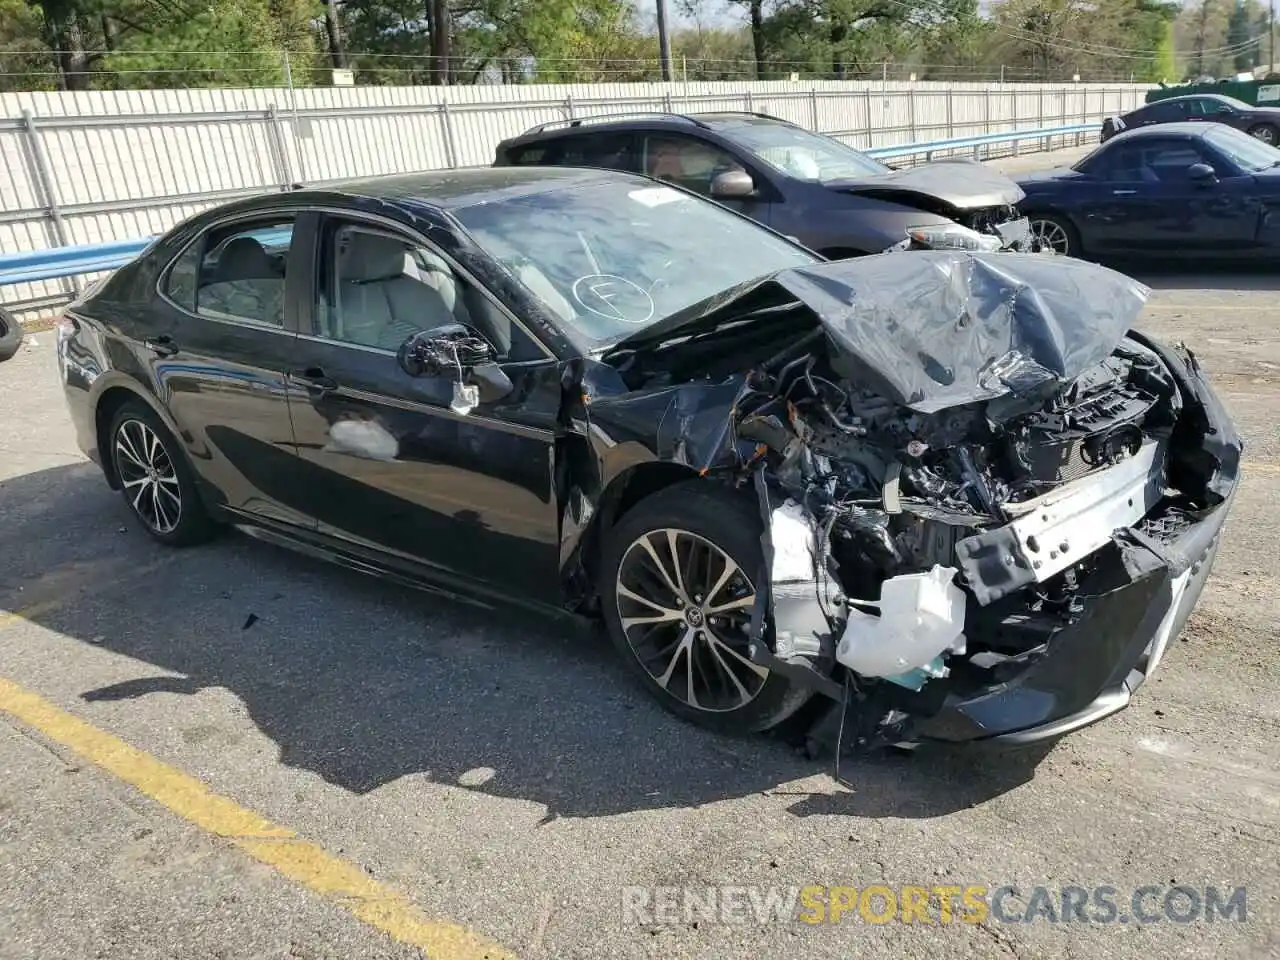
top-left (108, 400), bottom-right (218, 547)
top-left (1247, 123), bottom-right (1278, 145)
top-left (600, 480), bottom-right (814, 734)
top-left (1029, 214), bottom-right (1081, 257)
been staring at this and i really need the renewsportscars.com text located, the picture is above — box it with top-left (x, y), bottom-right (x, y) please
top-left (621, 884), bottom-right (1248, 926)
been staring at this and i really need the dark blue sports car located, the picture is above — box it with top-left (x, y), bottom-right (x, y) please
top-left (1017, 122), bottom-right (1280, 259)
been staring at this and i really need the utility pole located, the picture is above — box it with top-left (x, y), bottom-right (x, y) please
top-left (1272, 0), bottom-right (1276, 74)
top-left (656, 0), bottom-right (674, 82)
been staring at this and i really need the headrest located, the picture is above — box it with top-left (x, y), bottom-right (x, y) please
top-left (217, 237), bottom-right (276, 279)
top-left (340, 233), bottom-right (409, 284)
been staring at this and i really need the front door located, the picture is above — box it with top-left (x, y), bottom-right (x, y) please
top-left (152, 211), bottom-right (314, 528)
top-left (282, 214), bottom-right (563, 598)
top-left (1080, 138), bottom-right (1253, 254)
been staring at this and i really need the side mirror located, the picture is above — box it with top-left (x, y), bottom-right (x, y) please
top-left (1187, 162), bottom-right (1217, 184)
top-left (396, 324), bottom-right (513, 411)
top-left (709, 169), bottom-right (755, 198)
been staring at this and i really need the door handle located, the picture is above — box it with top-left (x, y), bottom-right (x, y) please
top-left (1112, 189), bottom-right (1137, 196)
top-left (145, 336), bottom-right (178, 357)
top-left (289, 367), bottom-right (339, 393)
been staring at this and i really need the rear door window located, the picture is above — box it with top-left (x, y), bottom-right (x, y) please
top-left (164, 217), bottom-right (295, 328)
top-left (552, 132), bottom-right (639, 172)
top-left (1145, 100), bottom-right (1186, 122)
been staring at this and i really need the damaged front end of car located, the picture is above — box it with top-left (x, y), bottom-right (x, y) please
top-left (584, 251), bottom-right (1242, 757)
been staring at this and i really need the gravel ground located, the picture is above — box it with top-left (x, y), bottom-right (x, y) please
top-left (0, 147), bottom-right (1276, 960)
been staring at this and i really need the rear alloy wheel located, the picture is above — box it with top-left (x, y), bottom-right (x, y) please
top-left (1029, 215), bottom-right (1078, 256)
top-left (1247, 123), bottom-right (1278, 145)
top-left (601, 481), bottom-right (813, 734)
top-left (109, 401), bottom-right (217, 546)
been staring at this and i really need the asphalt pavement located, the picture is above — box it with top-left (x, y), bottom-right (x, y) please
top-left (0, 144), bottom-right (1277, 960)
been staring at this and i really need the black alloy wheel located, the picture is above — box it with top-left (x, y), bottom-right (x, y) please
top-left (109, 400), bottom-right (218, 546)
top-left (601, 481), bottom-right (813, 733)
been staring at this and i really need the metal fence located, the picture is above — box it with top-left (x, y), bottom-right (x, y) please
top-left (0, 79), bottom-right (1150, 316)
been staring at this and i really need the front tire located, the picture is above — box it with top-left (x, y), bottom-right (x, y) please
top-left (1029, 214), bottom-right (1080, 257)
top-left (108, 400), bottom-right (218, 547)
top-left (1247, 123), bottom-right (1278, 145)
top-left (600, 480), bottom-right (813, 734)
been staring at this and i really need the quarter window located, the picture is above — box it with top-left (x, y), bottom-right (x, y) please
top-left (164, 216), bottom-right (295, 327)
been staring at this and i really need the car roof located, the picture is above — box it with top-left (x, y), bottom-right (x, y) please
top-left (1150, 94), bottom-right (1231, 104)
top-left (296, 165), bottom-right (634, 210)
top-left (505, 110), bottom-right (795, 144)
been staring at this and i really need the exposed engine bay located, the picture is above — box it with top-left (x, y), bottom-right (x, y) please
top-left (584, 251), bottom-right (1241, 755)
top-left (735, 333), bottom-right (1179, 690)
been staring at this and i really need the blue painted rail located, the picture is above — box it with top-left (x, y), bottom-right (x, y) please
top-left (1, 237), bottom-right (154, 285)
top-left (867, 122), bottom-right (1095, 160)
top-left (0, 121), bottom-right (1098, 290)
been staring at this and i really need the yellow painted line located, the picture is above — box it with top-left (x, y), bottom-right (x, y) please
top-left (0, 676), bottom-right (515, 959)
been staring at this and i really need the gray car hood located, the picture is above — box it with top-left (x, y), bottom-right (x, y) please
top-left (825, 159), bottom-right (1026, 210)
top-left (612, 252), bottom-right (1150, 414)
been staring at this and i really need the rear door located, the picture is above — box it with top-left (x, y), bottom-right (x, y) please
top-left (153, 210), bottom-right (315, 527)
top-left (281, 211), bottom-right (564, 598)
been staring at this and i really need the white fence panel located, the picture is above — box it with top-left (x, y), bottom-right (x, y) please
top-left (0, 80), bottom-right (1152, 315)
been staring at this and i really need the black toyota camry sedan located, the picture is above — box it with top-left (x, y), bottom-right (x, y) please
top-left (56, 166), bottom-right (1240, 755)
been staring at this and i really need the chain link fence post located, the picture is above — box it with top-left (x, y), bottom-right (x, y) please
top-left (438, 101), bottom-right (459, 169)
top-left (20, 107), bottom-right (78, 294)
top-left (281, 49), bottom-right (308, 183)
top-left (266, 104), bottom-right (295, 188)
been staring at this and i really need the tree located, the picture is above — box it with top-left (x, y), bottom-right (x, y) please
top-left (988, 0), bottom-right (1176, 81)
top-left (0, 0), bottom-right (1217, 88)
top-left (1223, 0), bottom-right (1264, 71)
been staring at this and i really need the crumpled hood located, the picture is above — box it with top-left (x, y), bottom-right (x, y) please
top-left (610, 252), bottom-right (1150, 414)
top-left (824, 159), bottom-right (1026, 210)
top-left (774, 252), bottom-right (1150, 412)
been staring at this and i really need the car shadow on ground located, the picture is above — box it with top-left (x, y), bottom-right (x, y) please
top-left (1109, 259), bottom-right (1280, 292)
top-left (1, 462), bottom-right (1054, 821)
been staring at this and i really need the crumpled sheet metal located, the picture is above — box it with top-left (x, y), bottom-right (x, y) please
top-left (773, 251), bottom-right (1151, 413)
top-left (586, 374), bottom-right (751, 472)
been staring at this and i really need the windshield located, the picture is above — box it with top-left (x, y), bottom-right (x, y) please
top-left (717, 120), bottom-right (890, 182)
top-left (451, 180), bottom-right (817, 347)
top-left (1205, 125), bottom-right (1280, 172)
